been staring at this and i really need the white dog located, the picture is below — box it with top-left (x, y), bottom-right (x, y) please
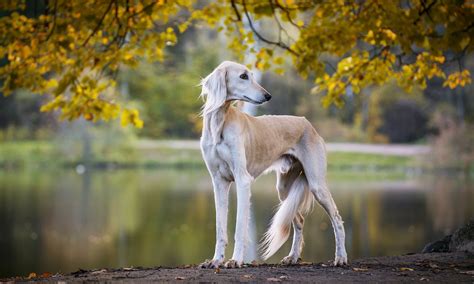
top-left (199, 61), bottom-right (347, 268)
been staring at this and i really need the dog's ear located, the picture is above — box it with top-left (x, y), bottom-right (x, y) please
top-left (200, 66), bottom-right (227, 115)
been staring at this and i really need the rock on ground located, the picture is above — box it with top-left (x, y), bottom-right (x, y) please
top-left (423, 220), bottom-right (474, 254)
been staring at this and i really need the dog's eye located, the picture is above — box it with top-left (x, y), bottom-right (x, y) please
top-left (239, 73), bottom-right (248, 80)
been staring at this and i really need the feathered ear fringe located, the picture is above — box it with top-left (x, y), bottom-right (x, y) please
top-left (199, 67), bottom-right (227, 117)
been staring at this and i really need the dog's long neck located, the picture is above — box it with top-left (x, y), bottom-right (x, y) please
top-left (202, 102), bottom-right (232, 145)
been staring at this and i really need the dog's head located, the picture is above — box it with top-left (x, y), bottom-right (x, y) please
top-left (200, 61), bottom-right (272, 115)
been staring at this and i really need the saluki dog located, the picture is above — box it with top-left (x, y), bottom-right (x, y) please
top-left (199, 61), bottom-right (347, 268)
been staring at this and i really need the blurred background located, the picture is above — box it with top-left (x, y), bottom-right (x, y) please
top-left (1, 5), bottom-right (474, 278)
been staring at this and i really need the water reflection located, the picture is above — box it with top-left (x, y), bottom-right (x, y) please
top-left (0, 169), bottom-right (473, 277)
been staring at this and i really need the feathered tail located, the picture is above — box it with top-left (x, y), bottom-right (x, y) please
top-left (259, 174), bottom-right (313, 260)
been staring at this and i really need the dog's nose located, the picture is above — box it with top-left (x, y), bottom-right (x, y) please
top-left (264, 93), bottom-right (272, 101)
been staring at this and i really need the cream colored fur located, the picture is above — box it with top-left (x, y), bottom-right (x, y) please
top-left (199, 61), bottom-right (348, 269)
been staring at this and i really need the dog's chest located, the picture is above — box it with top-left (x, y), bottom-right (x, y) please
top-left (201, 142), bottom-right (234, 180)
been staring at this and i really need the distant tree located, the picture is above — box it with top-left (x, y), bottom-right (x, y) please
top-left (123, 33), bottom-right (220, 138)
top-left (367, 82), bottom-right (429, 143)
top-left (0, 1), bottom-right (472, 126)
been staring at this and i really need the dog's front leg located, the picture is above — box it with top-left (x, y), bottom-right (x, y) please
top-left (225, 173), bottom-right (252, 268)
top-left (200, 176), bottom-right (231, 269)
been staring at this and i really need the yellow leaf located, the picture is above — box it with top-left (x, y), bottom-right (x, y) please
top-left (84, 113), bottom-right (93, 121)
top-left (45, 79), bottom-right (58, 89)
top-left (121, 109), bottom-right (143, 128)
top-left (422, 37), bottom-right (430, 49)
top-left (123, 53), bottom-right (133, 60)
top-left (274, 57), bottom-right (284, 65)
top-left (178, 22), bottom-right (189, 33)
top-left (21, 46), bottom-right (32, 58)
top-left (366, 30), bottom-right (375, 45)
top-left (328, 81), bottom-right (336, 92)
top-left (383, 29), bottom-right (397, 40)
top-left (460, 37), bottom-right (470, 50)
top-left (274, 68), bottom-right (285, 75)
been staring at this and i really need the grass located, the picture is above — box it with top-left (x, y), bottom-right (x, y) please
top-left (0, 139), bottom-right (420, 174)
top-left (328, 152), bottom-right (415, 169)
top-left (0, 141), bottom-right (54, 168)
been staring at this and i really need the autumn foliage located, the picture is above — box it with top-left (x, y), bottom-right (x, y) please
top-left (0, 0), bottom-right (472, 127)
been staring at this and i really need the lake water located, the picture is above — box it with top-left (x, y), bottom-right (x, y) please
top-left (1, 168), bottom-right (473, 277)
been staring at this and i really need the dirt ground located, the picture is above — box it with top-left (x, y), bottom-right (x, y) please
top-left (4, 252), bottom-right (473, 283)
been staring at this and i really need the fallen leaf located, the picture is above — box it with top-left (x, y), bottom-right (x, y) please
top-left (27, 272), bottom-right (37, 279)
top-left (175, 276), bottom-right (186, 280)
top-left (266, 277), bottom-right (282, 282)
top-left (399, 267), bottom-right (414, 272)
top-left (91, 269), bottom-right (107, 274)
top-left (40, 272), bottom-right (52, 278)
top-left (214, 268), bottom-right (220, 274)
top-left (352, 267), bottom-right (369, 272)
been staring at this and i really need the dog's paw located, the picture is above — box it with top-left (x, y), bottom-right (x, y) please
top-left (224, 259), bottom-right (242, 268)
top-left (333, 255), bottom-right (348, 266)
top-left (199, 259), bottom-right (223, 269)
top-left (280, 255), bottom-right (301, 265)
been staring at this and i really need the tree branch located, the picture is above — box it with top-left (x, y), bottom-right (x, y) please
top-left (413, 0), bottom-right (437, 25)
top-left (230, 0), bottom-right (241, 21)
top-left (242, 0), bottom-right (298, 55)
top-left (274, 1), bottom-right (301, 29)
top-left (82, 0), bottom-right (115, 46)
top-left (45, 0), bottom-right (58, 41)
top-left (269, 0), bottom-right (297, 45)
top-left (127, 1), bottom-right (160, 19)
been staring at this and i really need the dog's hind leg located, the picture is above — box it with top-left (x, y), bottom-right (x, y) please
top-left (280, 212), bottom-right (305, 264)
top-left (298, 135), bottom-right (348, 266)
top-left (310, 181), bottom-right (347, 266)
